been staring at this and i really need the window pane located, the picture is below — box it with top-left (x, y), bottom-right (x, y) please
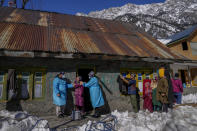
top-left (35, 77), bottom-right (42, 82)
top-left (35, 72), bottom-right (42, 77)
top-left (22, 72), bottom-right (29, 76)
top-left (0, 77), bottom-right (3, 82)
top-left (0, 84), bottom-right (3, 99)
top-left (191, 42), bottom-right (197, 55)
top-left (35, 72), bottom-right (42, 82)
top-left (182, 42), bottom-right (188, 50)
top-left (146, 74), bottom-right (150, 79)
top-left (34, 84), bottom-right (42, 98)
top-left (0, 72), bottom-right (4, 82)
top-left (21, 72), bottom-right (30, 99)
top-left (138, 73), bottom-right (142, 80)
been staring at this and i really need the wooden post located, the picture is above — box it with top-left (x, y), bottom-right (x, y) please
top-left (187, 66), bottom-right (192, 88)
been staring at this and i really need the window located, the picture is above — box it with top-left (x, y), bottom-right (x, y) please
top-left (138, 73), bottom-right (142, 80)
top-left (21, 72), bottom-right (30, 99)
top-left (182, 41), bottom-right (188, 50)
top-left (0, 72), bottom-right (4, 99)
top-left (190, 42), bottom-right (197, 55)
top-left (0, 68), bottom-right (46, 101)
top-left (34, 72), bottom-right (43, 98)
top-left (145, 73), bottom-right (150, 79)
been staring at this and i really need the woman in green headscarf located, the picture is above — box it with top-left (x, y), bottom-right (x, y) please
top-left (151, 73), bottom-right (161, 111)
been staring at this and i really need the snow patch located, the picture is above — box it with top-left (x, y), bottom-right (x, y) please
top-left (182, 93), bottom-right (197, 104)
top-left (0, 110), bottom-right (49, 131)
top-left (158, 39), bottom-right (172, 44)
top-left (78, 106), bottom-right (197, 131)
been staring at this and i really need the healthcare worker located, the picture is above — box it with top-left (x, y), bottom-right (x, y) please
top-left (81, 71), bottom-right (105, 118)
top-left (53, 72), bottom-right (73, 118)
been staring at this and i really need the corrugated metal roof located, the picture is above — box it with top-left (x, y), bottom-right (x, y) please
top-left (0, 7), bottom-right (185, 60)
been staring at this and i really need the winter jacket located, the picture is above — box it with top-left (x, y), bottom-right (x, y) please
top-left (128, 80), bottom-right (136, 95)
top-left (117, 76), bottom-right (128, 95)
top-left (151, 80), bottom-right (161, 106)
top-left (171, 78), bottom-right (183, 93)
top-left (156, 78), bottom-right (169, 104)
top-left (53, 77), bottom-right (73, 106)
top-left (83, 77), bottom-right (105, 108)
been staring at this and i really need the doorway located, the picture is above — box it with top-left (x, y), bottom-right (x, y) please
top-left (77, 68), bottom-right (94, 112)
top-left (180, 70), bottom-right (186, 84)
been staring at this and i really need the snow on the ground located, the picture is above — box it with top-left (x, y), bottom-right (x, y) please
top-left (78, 106), bottom-right (197, 131)
top-left (0, 110), bottom-right (50, 131)
top-left (182, 93), bottom-right (197, 104)
top-left (1, 93), bottom-right (197, 131)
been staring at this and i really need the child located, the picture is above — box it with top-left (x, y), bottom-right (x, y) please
top-left (74, 76), bottom-right (84, 114)
top-left (151, 73), bottom-right (161, 111)
top-left (143, 79), bottom-right (153, 112)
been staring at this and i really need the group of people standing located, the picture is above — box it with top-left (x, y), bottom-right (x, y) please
top-left (53, 71), bottom-right (105, 118)
top-left (53, 68), bottom-right (183, 118)
top-left (120, 67), bottom-right (183, 113)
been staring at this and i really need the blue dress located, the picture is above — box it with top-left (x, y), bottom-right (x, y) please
top-left (83, 77), bottom-right (105, 108)
top-left (53, 77), bottom-right (73, 106)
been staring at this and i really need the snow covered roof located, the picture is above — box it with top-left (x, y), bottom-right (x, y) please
top-left (166, 24), bottom-right (197, 45)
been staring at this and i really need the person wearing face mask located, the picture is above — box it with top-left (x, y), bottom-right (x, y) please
top-left (80, 71), bottom-right (105, 118)
top-left (53, 72), bottom-right (74, 118)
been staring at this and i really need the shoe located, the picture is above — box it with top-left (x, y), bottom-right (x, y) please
top-left (92, 114), bottom-right (100, 118)
top-left (58, 114), bottom-right (64, 118)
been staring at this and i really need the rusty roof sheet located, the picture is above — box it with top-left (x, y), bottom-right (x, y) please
top-left (0, 7), bottom-right (185, 60)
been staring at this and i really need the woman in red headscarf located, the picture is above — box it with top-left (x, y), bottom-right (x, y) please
top-left (143, 78), bottom-right (153, 112)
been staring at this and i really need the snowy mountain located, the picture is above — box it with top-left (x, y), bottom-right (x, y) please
top-left (76, 0), bottom-right (197, 39)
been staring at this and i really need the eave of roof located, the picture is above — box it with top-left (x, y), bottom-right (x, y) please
top-left (0, 49), bottom-right (190, 63)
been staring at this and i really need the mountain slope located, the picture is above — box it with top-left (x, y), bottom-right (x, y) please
top-left (76, 0), bottom-right (197, 39)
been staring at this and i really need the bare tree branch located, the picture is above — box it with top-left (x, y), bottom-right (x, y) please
top-left (22, 0), bottom-right (30, 9)
top-left (0, 0), bottom-right (5, 7)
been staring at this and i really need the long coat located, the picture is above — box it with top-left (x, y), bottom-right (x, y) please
top-left (143, 79), bottom-right (153, 112)
top-left (156, 78), bottom-right (169, 104)
top-left (53, 77), bottom-right (73, 106)
top-left (83, 77), bottom-right (105, 108)
top-left (74, 81), bottom-right (84, 107)
top-left (151, 81), bottom-right (161, 107)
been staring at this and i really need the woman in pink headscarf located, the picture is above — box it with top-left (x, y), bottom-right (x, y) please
top-left (143, 79), bottom-right (153, 112)
top-left (74, 76), bottom-right (84, 114)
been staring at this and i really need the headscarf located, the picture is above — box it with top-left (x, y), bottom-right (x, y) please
top-left (126, 73), bottom-right (131, 79)
top-left (88, 71), bottom-right (95, 78)
top-left (159, 68), bottom-right (165, 78)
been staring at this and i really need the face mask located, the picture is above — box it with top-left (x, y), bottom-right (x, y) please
top-left (62, 75), bottom-right (66, 78)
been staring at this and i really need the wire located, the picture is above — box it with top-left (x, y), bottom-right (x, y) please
top-left (61, 114), bottom-right (118, 131)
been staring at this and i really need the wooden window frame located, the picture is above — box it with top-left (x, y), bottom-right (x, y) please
top-left (0, 67), bottom-right (46, 102)
top-left (0, 71), bottom-right (7, 102)
top-left (33, 71), bottom-right (46, 100)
